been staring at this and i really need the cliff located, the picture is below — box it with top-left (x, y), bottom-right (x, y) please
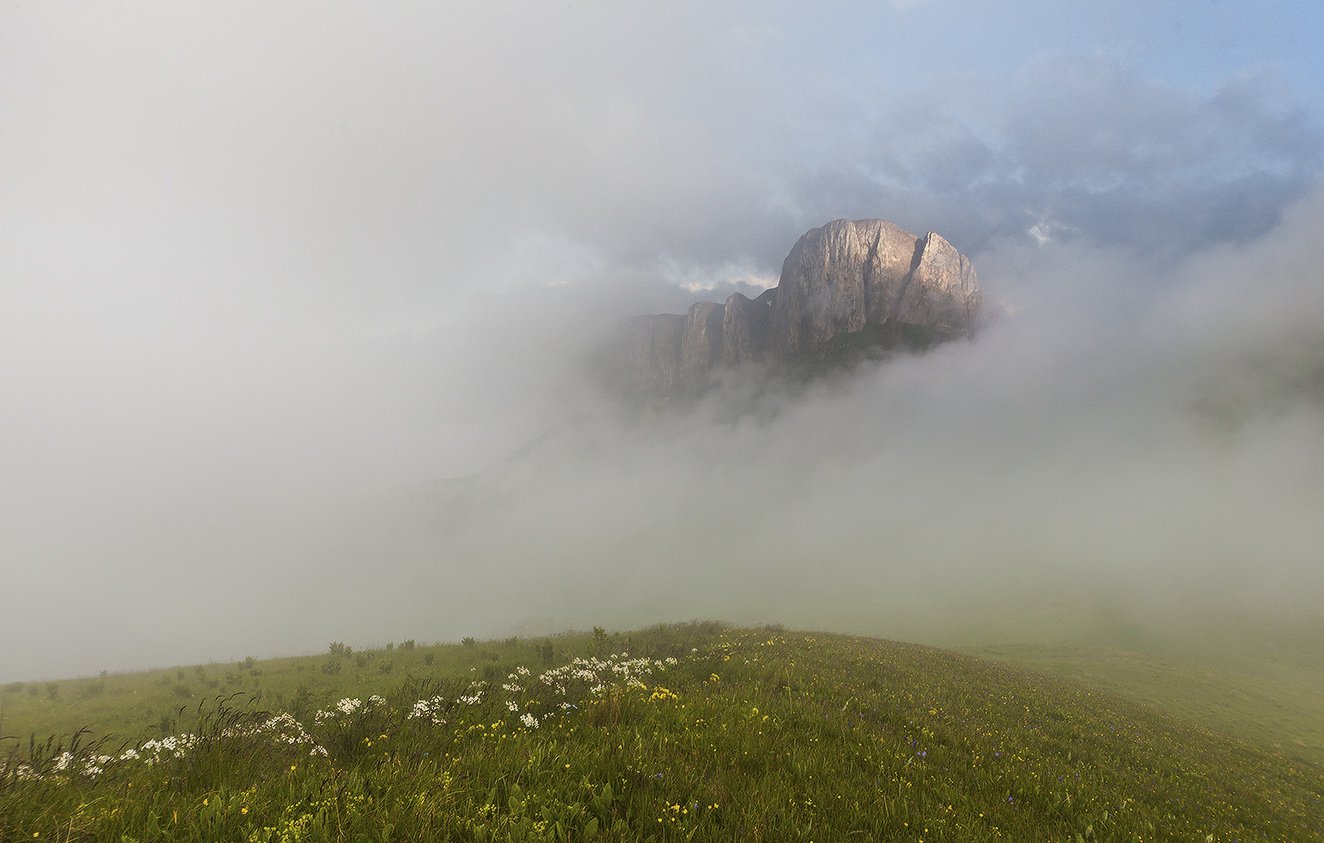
top-left (613, 219), bottom-right (980, 397)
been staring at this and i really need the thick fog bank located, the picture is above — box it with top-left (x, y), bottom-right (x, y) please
top-left (349, 188), bottom-right (1324, 662)
top-left (4, 192), bottom-right (1324, 682)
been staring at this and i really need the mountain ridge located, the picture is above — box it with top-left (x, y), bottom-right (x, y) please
top-left (612, 219), bottom-right (981, 397)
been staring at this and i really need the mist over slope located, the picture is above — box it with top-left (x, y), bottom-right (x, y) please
top-left (339, 188), bottom-right (1324, 658)
top-left (4, 188), bottom-right (1323, 683)
top-left (4, 3), bottom-right (1323, 685)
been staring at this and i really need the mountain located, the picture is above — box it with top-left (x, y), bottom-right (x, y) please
top-left (612, 219), bottom-right (981, 397)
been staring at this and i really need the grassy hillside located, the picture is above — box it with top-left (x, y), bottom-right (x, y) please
top-left (3, 624), bottom-right (1322, 841)
top-left (971, 642), bottom-right (1324, 771)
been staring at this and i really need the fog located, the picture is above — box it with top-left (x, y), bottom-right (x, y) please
top-left (3, 3), bottom-right (1323, 681)
top-left (389, 189), bottom-right (1324, 656)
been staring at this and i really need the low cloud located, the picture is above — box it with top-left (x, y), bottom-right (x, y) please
top-left (270, 185), bottom-right (1324, 669)
top-left (2, 4), bottom-right (1322, 681)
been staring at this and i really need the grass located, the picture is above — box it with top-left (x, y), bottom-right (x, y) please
top-left (969, 642), bottom-right (1324, 770)
top-left (3, 623), bottom-right (1322, 841)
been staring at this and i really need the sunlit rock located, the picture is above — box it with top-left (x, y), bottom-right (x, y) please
top-left (611, 219), bottom-right (980, 398)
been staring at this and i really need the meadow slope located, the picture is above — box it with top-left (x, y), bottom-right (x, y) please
top-left (3, 624), bottom-right (1322, 841)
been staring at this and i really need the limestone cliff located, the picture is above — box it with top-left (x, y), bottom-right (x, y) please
top-left (770, 220), bottom-right (980, 354)
top-left (612, 219), bottom-right (979, 397)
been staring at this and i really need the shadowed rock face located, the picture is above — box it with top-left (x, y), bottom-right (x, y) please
top-left (722, 288), bottom-right (774, 366)
top-left (681, 301), bottom-right (726, 378)
top-left (617, 313), bottom-right (686, 394)
top-left (611, 219), bottom-right (979, 398)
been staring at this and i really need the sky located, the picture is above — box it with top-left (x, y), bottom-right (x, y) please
top-left (2, 2), bottom-right (1323, 681)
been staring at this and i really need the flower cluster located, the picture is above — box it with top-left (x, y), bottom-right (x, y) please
top-left (313, 695), bottom-right (386, 725)
top-left (12, 750), bottom-right (117, 781)
top-left (537, 653), bottom-right (674, 697)
top-left (402, 651), bottom-right (679, 737)
top-left (224, 713), bottom-right (327, 757)
top-left (8, 711), bottom-right (333, 783)
top-left (501, 665), bottom-right (532, 693)
top-left (135, 733), bottom-right (201, 765)
top-left (408, 695), bottom-right (450, 726)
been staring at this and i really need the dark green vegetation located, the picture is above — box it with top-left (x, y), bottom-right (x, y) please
top-left (4, 625), bottom-right (1322, 841)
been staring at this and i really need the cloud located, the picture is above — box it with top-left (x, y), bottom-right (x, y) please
top-left (1, 4), bottom-right (1322, 680)
top-left (785, 56), bottom-right (1323, 261)
top-left (265, 183), bottom-right (1324, 666)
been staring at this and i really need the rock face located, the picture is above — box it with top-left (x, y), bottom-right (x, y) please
top-left (681, 301), bottom-right (725, 378)
top-left (722, 288), bottom-right (774, 366)
top-left (612, 219), bottom-right (979, 397)
top-left (770, 220), bottom-right (980, 354)
top-left (618, 313), bottom-right (686, 394)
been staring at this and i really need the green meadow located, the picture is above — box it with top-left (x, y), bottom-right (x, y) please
top-left (3, 623), bottom-right (1322, 841)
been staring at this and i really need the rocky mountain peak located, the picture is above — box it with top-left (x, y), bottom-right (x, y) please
top-left (611, 219), bottom-right (980, 398)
